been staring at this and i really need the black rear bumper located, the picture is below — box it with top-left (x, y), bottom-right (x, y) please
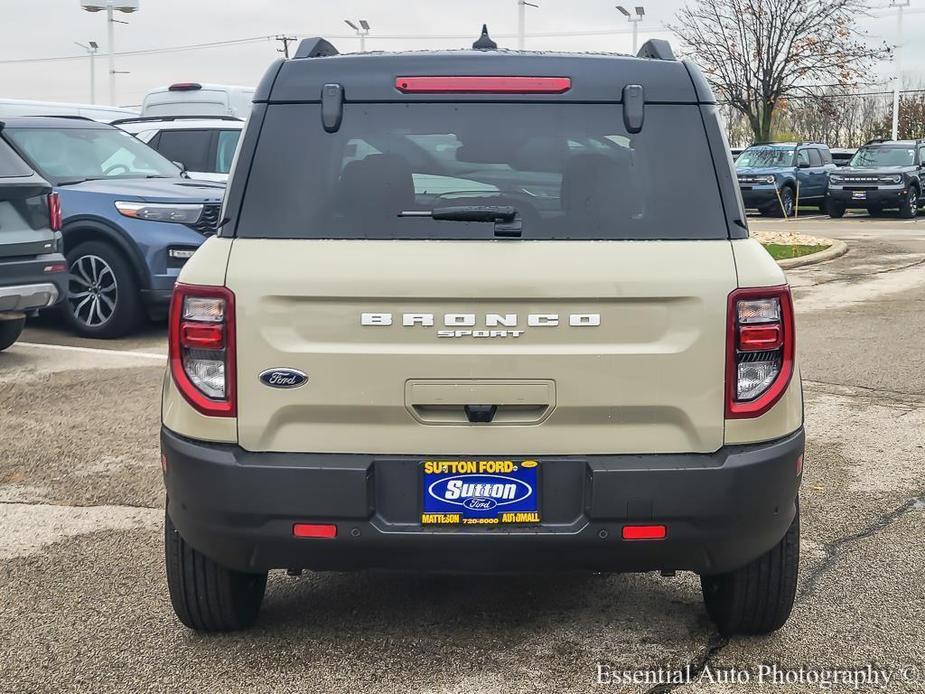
top-left (162, 427), bottom-right (804, 575)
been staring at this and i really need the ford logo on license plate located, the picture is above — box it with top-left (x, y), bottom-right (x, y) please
top-left (258, 368), bottom-right (308, 389)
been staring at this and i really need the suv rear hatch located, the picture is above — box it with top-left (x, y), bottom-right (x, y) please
top-left (220, 55), bottom-right (741, 455)
top-left (0, 136), bottom-right (56, 260)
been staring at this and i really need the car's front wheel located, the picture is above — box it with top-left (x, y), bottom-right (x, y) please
top-left (827, 199), bottom-right (846, 218)
top-left (899, 187), bottom-right (919, 219)
top-left (700, 502), bottom-right (799, 635)
top-left (0, 316), bottom-right (26, 352)
top-left (165, 511), bottom-right (268, 632)
top-left (773, 186), bottom-right (794, 217)
top-left (63, 241), bottom-right (142, 338)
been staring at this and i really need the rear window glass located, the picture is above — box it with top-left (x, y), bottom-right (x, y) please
top-left (155, 129), bottom-right (212, 172)
top-left (0, 138), bottom-right (33, 178)
top-left (235, 103), bottom-right (727, 240)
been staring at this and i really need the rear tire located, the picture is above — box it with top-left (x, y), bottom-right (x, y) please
top-left (0, 316), bottom-right (26, 352)
top-left (164, 511), bottom-right (268, 632)
top-left (899, 187), bottom-right (918, 219)
top-left (700, 502), bottom-right (799, 636)
top-left (63, 241), bottom-right (143, 339)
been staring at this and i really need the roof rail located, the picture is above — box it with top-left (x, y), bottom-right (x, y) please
top-left (865, 137), bottom-right (891, 145)
top-left (18, 114), bottom-right (97, 122)
top-left (636, 39), bottom-right (675, 61)
top-left (293, 37), bottom-right (339, 59)
top-left (109, 115), bottom-right (243, 125)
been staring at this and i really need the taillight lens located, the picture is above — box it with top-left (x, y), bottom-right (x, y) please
top-left (169, 283), bottom-right (236, 417)
top-left (48, 192), bottom-right (62, 231)
top-left (726, 286), bottom-right (795, 418)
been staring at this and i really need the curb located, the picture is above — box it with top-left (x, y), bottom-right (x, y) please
top-left (776, 239), bottom-right (848, 270)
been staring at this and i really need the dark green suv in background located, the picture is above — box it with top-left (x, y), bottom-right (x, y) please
top-left (0, 132), bottom-right (67, 351)
top-left (735, 142), bottom-right (835, 217)
top-left (827, 139), bottom-right (924, 218)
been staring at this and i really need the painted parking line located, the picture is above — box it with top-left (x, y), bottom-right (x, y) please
top-left (15, 341), bottom-right (166, 361)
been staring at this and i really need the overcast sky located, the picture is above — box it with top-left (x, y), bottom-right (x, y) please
top-left (1, 0), bottom-right (923, 108)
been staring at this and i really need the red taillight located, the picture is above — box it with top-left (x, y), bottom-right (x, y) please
top-left (622, 525), bottom-right (667, 540)
top-left (395, 76), bottom-right (571, 94)
top-left (293, 523), bottom-right (337, 539)
top-left (48, 192), bottom-right (62, 231)
top-left (179, 322), bottom-right (224, 350)
top-left (738, 324), bottom-right (782, 351)
top-left (726, 286), bottom-right (795, 419)
top-left (168, 283), bottom-right (236, 417)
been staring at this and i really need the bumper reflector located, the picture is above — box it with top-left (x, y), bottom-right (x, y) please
top-left (622, 524), bottom-right (667, 541)
top-left (293, 523), bottom-right (337, 539)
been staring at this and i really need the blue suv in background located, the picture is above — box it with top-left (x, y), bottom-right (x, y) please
top-left (735, 142), bottom-right (835, 217)
top-left (0, 116), bottom-right (224, 337)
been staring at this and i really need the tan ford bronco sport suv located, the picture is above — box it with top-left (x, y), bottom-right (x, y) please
top-left (161, 32), bottom-right (804, 635)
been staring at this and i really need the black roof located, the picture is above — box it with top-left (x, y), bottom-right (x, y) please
top-left (0, 116), bottom-right (113, 129)
top-left (255, 40), bottom-right (713, 105)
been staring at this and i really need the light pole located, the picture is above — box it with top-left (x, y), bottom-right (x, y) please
top-left (80, 0), bottom-right (139, 106)
top-left (616, 5), bottom-right (645, 53)
top-left (344, 19), bottom-right (371, 52)
top-left (889, 0), bottom-right (911, 140)
top-left (516, 1), bottom-right (539, 50)
top-left (74, 41), bottom-right (99, 104)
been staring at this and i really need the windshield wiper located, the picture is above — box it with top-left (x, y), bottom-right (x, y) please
top-left (56, 177), bottom-right (96, 186)
top-left (398, 205), bottom-right (522, 237)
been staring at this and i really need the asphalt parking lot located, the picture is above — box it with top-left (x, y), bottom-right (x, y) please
top-left (1, 212), bottom-right (924, 693)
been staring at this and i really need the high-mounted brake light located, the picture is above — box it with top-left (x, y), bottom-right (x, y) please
top-left (168, 82), bottom-right (202, 91)
top-left (726, 286), bottom-right (795, 419)
top-left (169, 283), bottom-right (236, 417)
top-left (395, 76), bottom-right (571, 94)
top-left (48, 192), bottom-right (62, 232)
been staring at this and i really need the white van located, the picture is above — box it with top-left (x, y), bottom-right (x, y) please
top-left (0, 98), bottom-right (137, 123)
top-left (140, 83), bottom-right (255, 119)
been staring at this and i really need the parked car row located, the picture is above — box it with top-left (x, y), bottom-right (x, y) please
top-left (0, 116), bottom-right (224, 339)
top-left (733, 139), bottom-right (925, 219)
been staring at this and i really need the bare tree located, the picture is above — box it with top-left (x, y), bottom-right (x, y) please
top-left (670, 0), bottom-right (886, 143)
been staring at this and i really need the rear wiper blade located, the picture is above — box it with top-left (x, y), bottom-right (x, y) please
top-left (399, 205), bottom-right (517, 222)
top-left (398, 205), bottom-right (522, 237)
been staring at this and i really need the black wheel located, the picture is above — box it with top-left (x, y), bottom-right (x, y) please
top-left (700, 502), bottom-right (799, 636)
top-left (866, 205), bottom-right (884, 217)
top-left (165, 511), bottom-right (267, 632)
top-left (0, 316), bottom-right (26, 352)
top-left (63, 241), bottom-right (142, 338)
top-left (827, 199), bottom-right (846, 218)
top-left (899, 187), bottom-right (918, 219)
top-left (773, 187), bottom-right (794, 217)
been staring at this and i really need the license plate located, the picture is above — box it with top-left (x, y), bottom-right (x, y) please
top-left (421, 459), bottom-right (540, 526)
top-left (852, 191), bottom-right (867, 200)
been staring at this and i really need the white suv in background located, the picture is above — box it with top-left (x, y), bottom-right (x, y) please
top-left (113, 116), bottom-right (243, 183)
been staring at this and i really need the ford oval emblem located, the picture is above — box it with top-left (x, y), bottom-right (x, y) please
top-left (258, 368), bottom-right (308, 389)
